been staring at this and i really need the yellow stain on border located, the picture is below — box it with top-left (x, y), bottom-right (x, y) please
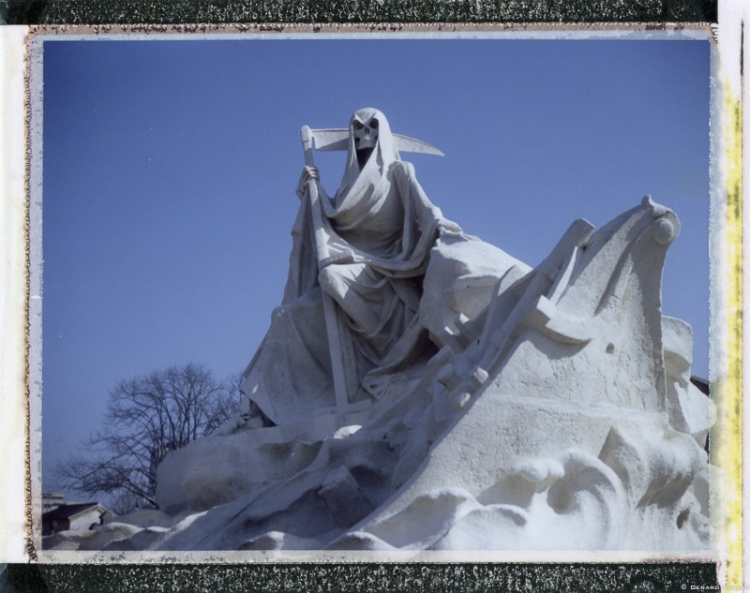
top-left (714, 85), bottom-right (743, 588)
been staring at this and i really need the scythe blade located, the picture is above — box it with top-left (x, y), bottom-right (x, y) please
top-left (308, 128), bottom-right (444, 156)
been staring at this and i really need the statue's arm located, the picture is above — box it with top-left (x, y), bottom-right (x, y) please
top-left (393, 161), bottom-right (463, 236)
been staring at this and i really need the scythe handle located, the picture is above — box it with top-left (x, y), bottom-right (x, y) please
top-left (299, 125), bottom-right (330, 261)
top-left (301, 125), bottom-right (316, 168)
top-left (299, 125), bottom-right (353, 407)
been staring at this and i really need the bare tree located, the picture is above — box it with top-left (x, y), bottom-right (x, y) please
top-left (54, 363), bottom-right (239, 511)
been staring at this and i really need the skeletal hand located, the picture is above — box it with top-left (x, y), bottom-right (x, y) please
top-left (296, 166), bottom-right (320, 199)
top-left (439, 218), bottom-right (463, 235)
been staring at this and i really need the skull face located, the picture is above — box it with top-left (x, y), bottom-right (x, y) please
top-left (352, 117), bottom-right (379, 150)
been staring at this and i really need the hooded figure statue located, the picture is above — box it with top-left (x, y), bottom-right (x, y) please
top-left (235, 108), bottom-right (526, 428)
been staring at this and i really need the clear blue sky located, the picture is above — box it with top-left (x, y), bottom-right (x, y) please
top-left (41, 36), bottom-right (711, 495)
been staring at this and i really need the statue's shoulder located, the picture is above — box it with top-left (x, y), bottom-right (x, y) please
top-left (390, 160), bottom-right (416, 179)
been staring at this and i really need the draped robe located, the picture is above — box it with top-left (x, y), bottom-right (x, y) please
top-left (239, 109), bottom-right (527, 426)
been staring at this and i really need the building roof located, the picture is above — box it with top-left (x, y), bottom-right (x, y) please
top-left (42, 503), bottom-right (102, 521)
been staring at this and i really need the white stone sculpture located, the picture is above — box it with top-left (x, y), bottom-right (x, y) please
top-left (230, 108), bottom-right (523, 429)
top-left (72, 109), bottom-right (714, 553)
